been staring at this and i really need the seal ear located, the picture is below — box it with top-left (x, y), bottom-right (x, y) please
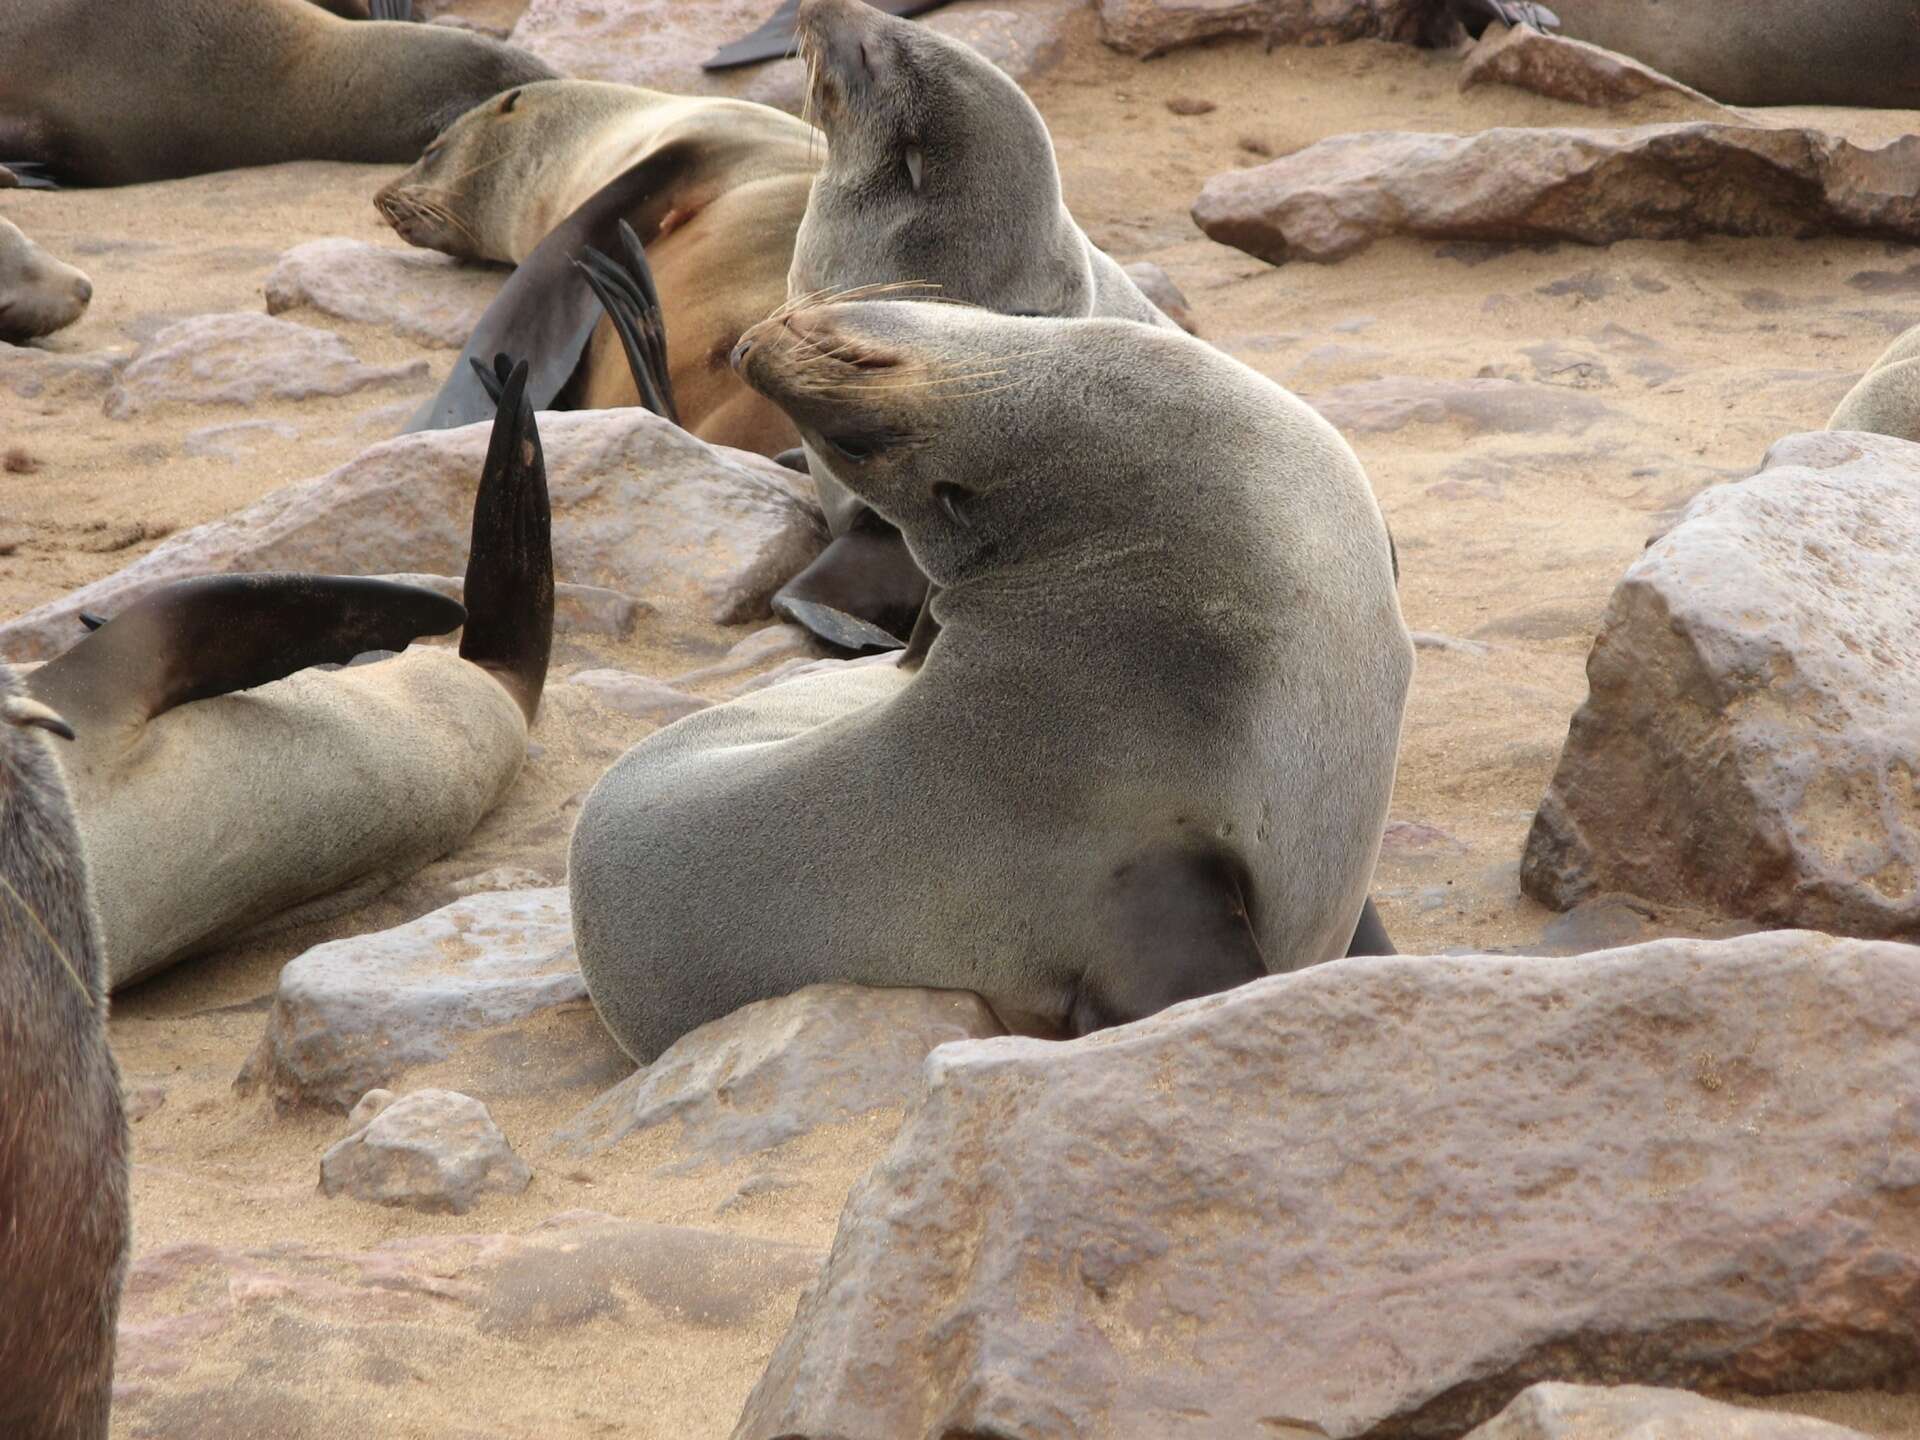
top-left (1068, 845), bottom-right (1270, 1036)
top-left (457, 355), bottom-right (554, 723)
top-left (27, 574), bottom-right (467, 730)
top-left (574, 221), bottom-right (679, 423)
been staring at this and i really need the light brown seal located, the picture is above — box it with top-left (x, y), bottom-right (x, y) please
top-left (0, 215), bottom-right (91, 343)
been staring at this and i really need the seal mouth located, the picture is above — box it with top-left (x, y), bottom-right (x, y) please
top-left (373, 182), bottom-right (469, 255)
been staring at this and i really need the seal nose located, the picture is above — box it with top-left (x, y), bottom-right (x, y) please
top-left (729, 333), bottom-right (755, 372)
top-left (72, 276), bottom-right (92, 306)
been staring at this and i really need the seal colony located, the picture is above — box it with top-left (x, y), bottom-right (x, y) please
top-left (26, 361), bottom-right (553, 990)
top-left (0, 0), bottom-right (553, 185)
top-left (0, 669), bottom-right (129, 1440)
top-left (570, 302), bottom-right (1412, 1062)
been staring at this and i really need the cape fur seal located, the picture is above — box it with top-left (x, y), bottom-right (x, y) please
top-left (0, 0), bottom-right (553, 185)
top-left (569, 302), bottom-right (1411, 1061)
top-left (26, 360), bottom-right (552, 989)
top-left (1828, 325), bottom-right (1920, 443)
top-left (0, 215), bottom-right (91, 342)
top-left (775, 0), bottom-right (1175, 640)
top-left (1438, 0), bottom-right (1920, 108)
top-left (0, 669), bottom-right (129, 1440)
top-left (381, 80), bottom-right (816, 454)
top-left (705, 0), bottom-right (951, 70)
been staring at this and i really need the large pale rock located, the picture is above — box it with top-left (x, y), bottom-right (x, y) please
top-left (1522, 431), bottom-right (1920, 937)
top-left (556, 984), bottom-right (1005, 1167)
top-left (736, 932), bottom-right (1920, 1440)
top-left (104, 311), bottom-right (427, 418)
top-left (319, 1088), bottom-right (532, 1214)
top-left (1096, 0), bottom-right (1425, 57)
top-left (116, 1213), bottom-right (823, 1436)
top-left (1459, 23), bottom-right (1734, 117)
top-left (236, 888), bottom-right (596, 1113)
top-left (1194, 125), bottom-right (1920, 265)
top-left (264, 238), bottom-right (503, 349)
top-left (1309, 375), bottom-right (1617, 435)
top-left (1464, 1384), bottom-right (1873, 1440)
top-left (0, 408), bottom-right (824, 659)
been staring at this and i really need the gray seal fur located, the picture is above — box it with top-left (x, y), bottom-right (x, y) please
top-left (569, 301), bottom-right (1411, 1062)
top-left (0, 215), bottom-right (91, 343)
top-left (1828, 324), bottom-right (1920, 443)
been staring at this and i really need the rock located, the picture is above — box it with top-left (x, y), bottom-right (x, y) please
top-left (1464, 1384), bottom-right (1874, 1440)
top-left (0, 408), bottom-right (824, 659)
top-left (116, 1213), bottom-right (823, 1435)
top-left (670, 622), bottom-right (828, 688)
top-left (0, 340), bottom-right (121, 402)
top-left (555, 985), bottom-right (1005, 1168)
top-left (370, 569), bottom-right (646, 641)
top-left (735, 932), bottom-right (1920, 1440)
top-left (1523, 430), bottom-right (1920, 938)
top-left (1193, 125), bottom-right (1920, 265)
top-left (1096, 0), bottom-right (1424, 58)
top-left (103, 311), bottom-right (427, 419)
top-left (181, 419), bottom-right (299, 462)
top-left (1122, 260), bottom-right (1198, 333)
top-left (1309, 376), bottom-right (1617, 435)
top-left (264, 238), bottom-right (503, 349)
top-left (320, 1089), bottom-right (531, 1214)
top-left (1459, 23), bottom-right (1735, 117)
top-left (565, 670), bottom-right (710, 726)
top-left (236, 888), bottom-right (600, 1113)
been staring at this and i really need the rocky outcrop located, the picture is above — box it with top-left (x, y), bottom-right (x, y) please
top-left (1523, 430), bottom-right (1920, 938)
top-left (0, 407), bottom-right (824, 658)
top-left (1122, 259), bottom-right (1198, 333)
top-left (736, 932), bottom-right (1920, 1440)
top-left (264, 238), bottom-right (502, 349)
top-left (1096, 0), bottom-right (1426, 58)
top-left (319, 1089), bottom-right (531, 1214)
top-left (1193, 125), bottom-right (1920, 264)
top-left (1459, 23), bottom-right (1735, 117)
top-left (1464, 1384), bottom-right (1873, 1440)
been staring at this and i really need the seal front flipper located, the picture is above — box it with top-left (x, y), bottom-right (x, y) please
top-left (1344, 897), bottom-right (1395, 957)
top-left (575, 221), bottom-right (680, 423)
top-left (0, 161), bottom-right (60, 191)
top-left (27, 574), bottom-right (467, 732)
top-left (458, 355), bottom-right (555, 722)
top-left (771, 521), bottom-right (929, 649)
top-left (703, 0), bottom-right (954, 71)
top-left (1068, 846), bottom-right (1271, 1036)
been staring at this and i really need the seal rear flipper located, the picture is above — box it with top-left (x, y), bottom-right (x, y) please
top-left (1069, 846), bottom-right (1270, 1036)
top-left (1344, 897), bottom-right (1395, 957)
top-left (575, 221), bottom-right (680, 423)
top-left (704, 0), bottom-right (956, 70)
top-left (405, 143), bottom-right (703, 434)
top-left (458, 355), bottom-right (554, 723)
top-left (27, 574), bottom-right (467, 730)
top-left (368, 0), bottom-right (415, 19)
top-left (771, 523), bottom-right (929, 650)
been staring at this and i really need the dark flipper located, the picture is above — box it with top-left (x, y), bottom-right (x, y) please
top-left (28, 575), bottom-right (465, 731)
top-left (1443, 0), bottom-right (1560, 39)
top-left (78, 612), bottom-right (107, 631)
top-left (574, 220), bottom-right (679, 424)
top-left (1344, 898), bottom-right (1395, 957)
top-left (458, 355), bottom-right (554, 723)
top-left (1070, 846), bottom-right (1270, 1036)
top-left (405, 142), bottom-right (702, 434)
top-left (703, 0), bottom-right (955, 70)
top-left (369, 0), bottom-right (415, 18)
top-left (771, 522), bottom-right (928, 651)
top-left (897, 586), bottom-right (942, 671)
top-left (772, 447), bottom-right (811, 474)
top-left (0, 161), bottom-right (60, 190)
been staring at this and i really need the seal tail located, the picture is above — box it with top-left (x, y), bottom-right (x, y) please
top-left (574, 221), bottom-right (680, 424)
top-left (459, 354), bottom-right (555, 724)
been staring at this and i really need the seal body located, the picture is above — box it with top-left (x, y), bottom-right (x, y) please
top-left (379, 79), bottom-right (818, 454)
top-left (570, 303), bottom-right (1411, 1062)
top-left (0, 0), bottom-right (554, 185)
top-left (0, 667), bottom-right (130, 1440)
top-left (0, 216), bottom-right (91, 343)
top-left (1829, 324), bottom-right (1920, 443)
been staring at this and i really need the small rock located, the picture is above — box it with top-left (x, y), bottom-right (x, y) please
top-left (1121, 260), bottom-right (1198, 334)
top-left (1460, 22), bottom-right (1735, 116)
top-left (182, 419), bottom-right (299, 462)
top-left (1410, 630), bottom-right (1492, 655)
top-left (566, 670), bottom-right (710, 727)
top-left (3, 446), bottom-right (39, 474)
top-left (265, 238), bottom-right (502, 349)
top-left (321, 1089), bottom-right (529, 1214)
top-left (1096, 0), bottom-right (1425, 58)
top-left (554, 984), bottom-right (1005, 1168)
top-left (1165, 95), bottom-right (1215, 116)
top-left (0, 341), bottom-right (121, 402)
top-left (1309, 376), bottom-right (1618, 436)
top-left (125, 1085), bottom-right (167, 1123)
top-left (344, 1088), bottom-right (397, 1131)
top-left (104, 312), bottom-right (427, 419)
top-left (1464, 1384), bottom-right (1874, 1439)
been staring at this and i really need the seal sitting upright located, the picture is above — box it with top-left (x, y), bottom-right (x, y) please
top-left (569, 303), bottom-right (1411, 1062)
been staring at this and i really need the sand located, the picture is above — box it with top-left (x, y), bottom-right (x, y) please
top-left (2, 2), bottom-right (1918, 1435)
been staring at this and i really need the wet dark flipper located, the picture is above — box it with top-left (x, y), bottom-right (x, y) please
top-left (0, 161), bottom-right (60, 190)
top-left (28, 575), bottom-right (465, 732)
top-left (771, 524), bottom-right (929, 650)
top-left (369, 0), bottom-right (415, 18)
top-left (458, 355), bottom-right (555, 723)
top-left (703, 0), bottom-right (956, 70)
top-left (772, 599), bottom-right (905, 655)
top-left (897, 586), bottom-right (942, 671)
top-left (78, 612), bottom-right (107, 632)
top-left (575, 221), bottom-right (679, 423)
top-left (1444, 0), bottom-right (1560, 38)
top-left (1345, 897), bottom-right (1395, 957)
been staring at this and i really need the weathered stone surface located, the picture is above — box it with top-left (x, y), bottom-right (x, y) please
top-left (556, 985), bottom-right (1004, 1167)
top-left (736, 932), bottom-right (1920, 1440)
top-left (1464, 1384), bottom-right (1873, 1440)
top-left (1194, 125), bottom-right (1920, 265)
top-left (1523, 430), bottom-right (1920, 938)
top-left (1123, 259), bottom-right (1198, 333)
top-left (0, 408), bottom-right (824, 659)
top-left (236, 888), bottom-right (590, 1113)
top-left (670, 622), bottom-right (827, 689)
top-left (116, 1213), bottom-right (824, 1435)
top-left (565, 669), bottom-right (710, 726)
top-left (104, 311), bottom-right (427, 418)
top-left (181, 418), bottom-right (299, 461)
top-left (0, 340), bottom-right (121, 401)
top-left (1096, 0), bottom-right (1425, 58)
top-left (321, 1088), bottom-right (531, 1214)
top-left (264, 238), bottom-right (503, 349)
top-left (1459, 23), bottom-right (1734, 117)
top-left (1309, 375), bottom-right (1617, 435)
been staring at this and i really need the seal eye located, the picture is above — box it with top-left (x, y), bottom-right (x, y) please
top-left (828, 435), bottom-right (876, 462)
top-left (903, 145), bottom-right (924, 192)
top-left (932, 482), bottom-right (970, 526)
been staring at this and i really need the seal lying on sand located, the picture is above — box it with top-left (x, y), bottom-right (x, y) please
top-left (382, 80), bottom-right (816, 454)
top-left (1438, 0), bottom-right (1919, 108)
top-left (0, 670), bottom-right (129, 1440)
top-left (26, 360), bottom-right (552, 990)
top-left (0, 0), bottom-right (553, 185)
top-left (774, 0), bottom-right (1175, 643)
top-left (0, 215), bottom-right (91, 342)
top-left (570, 302), bottom-right (1411, 1062)
top-left (1829, 325), bottom-right (1920, 443)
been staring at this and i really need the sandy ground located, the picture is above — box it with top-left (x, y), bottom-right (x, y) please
top-left (4, 2), bottom-right (1920, 1436)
